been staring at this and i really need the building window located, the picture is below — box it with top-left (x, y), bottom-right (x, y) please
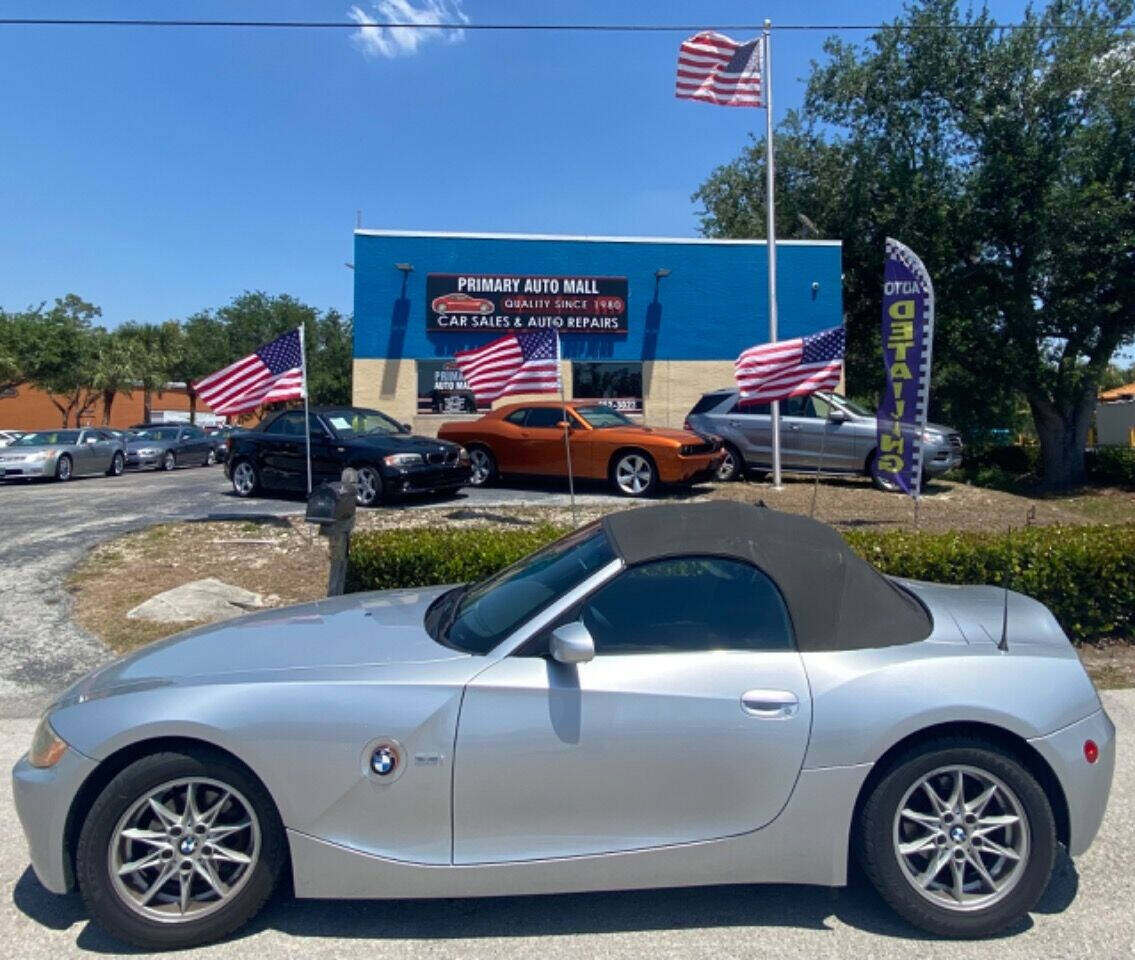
top-left (571, 361), bottom-right (643, 414)
top-left (416, 360), bottom-right (484, 414)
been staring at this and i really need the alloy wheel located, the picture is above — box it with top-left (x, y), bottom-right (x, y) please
top-left (57, 455), bottom-right (72, 481)
top-left (614, 454), bottom-right (653, 496)
top-left (716, 448), bottom-right (739, 482)
top-left (162, 451), bottom-right (176, 471)
top-left (468, 449), bottom-right (493, 486)
top-left (356, 466), bottom-right (381, 506)
top-left (111, 453), bottom-right (124, 476)
top-left (893, 764), bottom-right (1030, 912)
top-left (206, 449), bottom-right (216, 466)
top-left (108, 777), bottom-right (261, 923)
top-left (231, 462), bottom-right (256, 496)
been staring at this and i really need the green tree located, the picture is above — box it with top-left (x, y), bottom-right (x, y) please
top-left (0, 308), bottom-right (35, 395)
top-left (18, 295), bottom-right (102, 426)
top-left (695, 0), bottom-right (1135, 488)
top-left (174, 311), bottom-right (230, 423)
top-left (118, 321), bottom-right (182, 424)
top-left (308, 309), bottom-right (354, 405)
top-left (89, 329), bottom-right (139, 425)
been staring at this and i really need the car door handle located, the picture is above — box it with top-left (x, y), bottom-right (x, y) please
top-left (787, 423), bottom-right (802, 431)
top-left (728, 419), bottom-right (741, 427)
top-left (741, 689), bottom-right (799, 718)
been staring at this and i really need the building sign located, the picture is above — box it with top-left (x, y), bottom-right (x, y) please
top-left (416, 359), bottom-right (484, 413)
top-left (427, 273), bottom-right (628, 334)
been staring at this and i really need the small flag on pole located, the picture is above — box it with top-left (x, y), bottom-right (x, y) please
top-left (734, 325), bottom-right (845, 404)
top-left (454, 330), bottom-right (561, 403)
top-left (675, 31), bottom-right (764, 108)
top-left (194, 328), bottom-right (306, 415)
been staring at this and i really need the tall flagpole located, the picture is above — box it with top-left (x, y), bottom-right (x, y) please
top-left (764, 18), bottom-right (782, 490)
top-left (298, 323), bottom-right (312, 495)
top-left (557, 331), bottom-right (578, 526)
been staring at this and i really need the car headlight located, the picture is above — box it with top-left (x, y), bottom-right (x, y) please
top-left (921, 430), bottom-right (945, 444)
top-left (28, 715), bottom-right (67, 769)
top-left (383, 453), bottom-right (423, 467)
top-left (457, 447), bottom-right (470, 462)
top-left (25, 450), bottom-right (54, 461)
top-left (137, 448), bottom-right (157, 456)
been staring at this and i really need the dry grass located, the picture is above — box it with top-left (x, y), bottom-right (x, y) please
top-left (68, 478), bottom-right (1133, 686)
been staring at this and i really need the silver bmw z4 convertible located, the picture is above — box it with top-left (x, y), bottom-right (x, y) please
top-left (13, 502), bottom-right (1115, 949)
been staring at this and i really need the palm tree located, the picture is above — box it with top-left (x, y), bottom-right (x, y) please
top-left (89, 330), bottom-right (138, 424)
top-left (118, 321), bottom-right (181, 423)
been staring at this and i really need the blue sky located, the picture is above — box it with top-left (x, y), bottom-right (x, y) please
top-left (0, 0), bottom-right (1037, 328)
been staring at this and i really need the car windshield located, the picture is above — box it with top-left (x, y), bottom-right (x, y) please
top-left (829, 393), bottom-right (874, 417)
top-left (573, 405), bottom-right (634, 429)
top-left (325, 410), bottom-right (403, 438)
top-left (136, 428), bottom-right (181, 441)
top-left (12, 430), bottom-right (78, 446)
top-left (430, 523), bottom-right (617, 655)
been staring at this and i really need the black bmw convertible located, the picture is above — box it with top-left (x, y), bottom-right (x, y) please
top-left (225, 407), bottom-right (472, 506)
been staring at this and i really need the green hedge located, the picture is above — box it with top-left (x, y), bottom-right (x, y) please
top-left (346, 522), bottom-right (1135, 644)
top-left (1086, 447), bottom-right (1135, 488)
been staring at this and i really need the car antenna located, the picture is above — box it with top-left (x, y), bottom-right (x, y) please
top-left (998, 524), bottom-right (1011, 652)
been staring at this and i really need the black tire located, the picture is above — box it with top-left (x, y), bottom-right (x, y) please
top-left (716, 443), bottom-right (744, 483)
top-left (106, 452), bottom-right (125, 477)
top-left (204, 449), bottom-right (216, 467)
top-left (230, 459), bottom-right (258, 498)
top-left (868, 450), bottom-right (903, 493)
top-left (858, 738), bottom-right (1056, 938)
top-left (355, 464), bottom-right (383, 507)
top-left (55, 454), bottom-right (73, 482)
top-left (467, 445), bottom-right (497, 487)
top-left (161, 450), bottom-right (177, 472)
top-left (609, 449), bottom-right (658, 498)
top-left (75, 748), bottom-right (286, 950)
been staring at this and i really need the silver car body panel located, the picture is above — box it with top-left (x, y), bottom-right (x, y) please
top-left (0, 430), bottom-right (122, 479)
top-left (13, 573), bottom-right (1114, 900)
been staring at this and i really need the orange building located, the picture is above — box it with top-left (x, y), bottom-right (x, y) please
top-left (0, 383), bottom-right (232, 431)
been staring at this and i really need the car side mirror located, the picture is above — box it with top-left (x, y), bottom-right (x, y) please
top-left (827, 408), bottom-right (850, 423)
top-left (556, 420), bottom-right (573, 431)
top-left (401, 422), bottom-right (412, 433)
top-left (549, 622), bottom-right (595, 665)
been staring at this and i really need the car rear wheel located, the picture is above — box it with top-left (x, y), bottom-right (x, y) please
top-left (858, 739), bottom-right (1055, 937)
top-left (230, 460), bottom-right (258, 497)
top-left (610, 451), bottom-right (658, 497)
top-left (55, 454), bottom-right (73, 482)
top-left (76, 748), bottom-right (285, 950)
top-left (107, 452), bottom-right (125, 477)
top-left (161, 450), bottom-right (177, 472)
top-left (716, 443), bottom-right (744, 482)
top-left (204, 449), bottom-right (216, 466)
top-left (355, 465), bottom-right (383, 507)
top-left (467, 445), bottom-right (497, 487)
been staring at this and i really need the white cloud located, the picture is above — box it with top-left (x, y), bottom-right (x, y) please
top-left (347, 0), bottom-right (469, 59)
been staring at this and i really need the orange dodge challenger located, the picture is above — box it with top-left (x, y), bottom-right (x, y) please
top-left (437, 401), bottom-right (723, 497)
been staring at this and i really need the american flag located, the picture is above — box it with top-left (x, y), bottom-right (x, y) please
top-left (193, 329), bottom-right (306, 415)
top-left (735, 326), bottom-right (845, 404)
top-left (454, 330), bottom-right (561, 403)
top-left (675, 31), bottom-right (764, 107)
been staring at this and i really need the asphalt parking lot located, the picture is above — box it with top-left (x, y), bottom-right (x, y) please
top-left (1, 689), bottom-right (1130, 959)
top-left (0, 466), bottom-right (624, 717)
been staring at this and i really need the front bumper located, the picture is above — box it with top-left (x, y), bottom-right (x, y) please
top-left (660, 454), bottom-right (724, 485)
top-left (922, 441), bottom-right (963, 476)
top-left (12, 747), bottom-right (99, 894)
top-left (126, 452), bottom-right (161, 469)
top-left (0, 458), bottom-right (56, 478)
top-left (1028, 707), bottom-right (1116, 857)
top-left (382, 461), bottom-right (473, 495)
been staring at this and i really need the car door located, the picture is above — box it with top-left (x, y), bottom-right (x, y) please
top-left (722, 399), bottom-right (773, 468)
top-left (179, 425), bottom-right (209, 461)
top-left (779, 395), bottom-right (859, 471)
top-left (452, 555), bottom-right (812, 864)
top-left (75, 429), bottom-right (101, 473)
top-left (517, 406), bottom-right (571, 476)
top-left (492, 408), bottom-right (534, 474)
top-left (258, 412), bottom-right (307, 488)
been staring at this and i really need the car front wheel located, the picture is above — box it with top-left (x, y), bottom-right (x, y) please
top-left (869, 451), bottom-right (904, 493)
top-left (858, 738), bottom-right (1056, 937)
top-left (355, 465), bottom-right (383, 506)
top-left (467, 445), bottom-right (497, 487)
top-left (161, 450), bottom-right (177, 472)
top-left (611, 451), bottom-right (658, 497)
top-left (76, 748), bottom-right (285, 950)
top-left (107, 452), bottom-right (125, 477)
top-left (230, 460), bottom-right (258, 497)
top-left (716, 444), bottom-right (744, 482)
top-left (55, 454), bottom-right (73, 482)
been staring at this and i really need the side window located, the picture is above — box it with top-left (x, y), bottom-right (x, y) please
top-left (263, 413), bottom-right (302, 435)
top-left (806, 394), bottom-right (831, 419)
top-left (524, 407), bottom-right (564, 428)
top-left (782, 396), bottom-right (808, 417)
top-left (504, 409), bottom-right (529, 426)
top-left (729, 400), bottom-right (770, 416)
top-left (580, 556), bottom-right (793, 654)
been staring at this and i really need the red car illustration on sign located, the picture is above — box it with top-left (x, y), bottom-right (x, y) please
top-left (432, 293), bottom-right (495, 316)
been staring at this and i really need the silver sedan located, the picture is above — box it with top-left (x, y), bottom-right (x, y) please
top-left (0, 428), bottom-right (125, 481)
top-left (11, 502), bottom-right (1114, 949)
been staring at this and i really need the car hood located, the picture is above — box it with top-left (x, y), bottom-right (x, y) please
top-left (591, 425), bottom-right (703, 445)
top-left (59, 585), bottom-right (464, 704)
top-left (344, 433), bottom-right (460, 454)
top-left (0, 443), bottom-right (69, 455)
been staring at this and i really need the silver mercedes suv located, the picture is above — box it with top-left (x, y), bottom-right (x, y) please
top-left (685, 389), bottom-right (963, 491)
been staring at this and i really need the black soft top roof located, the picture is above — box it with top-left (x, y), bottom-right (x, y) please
top-left (600, 501), bottom-right (931, 653)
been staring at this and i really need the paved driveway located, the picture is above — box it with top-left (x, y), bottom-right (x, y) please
top-left (1, 690), bottom-right (1131, 958)
top-left (0, 468), bottom-right (624, 717)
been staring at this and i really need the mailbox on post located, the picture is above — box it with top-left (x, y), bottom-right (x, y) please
top-left (306, 469), bottom-right (359, 596)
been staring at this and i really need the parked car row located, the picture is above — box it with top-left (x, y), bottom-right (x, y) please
top-left (0, 423), bottom-right (242, 483)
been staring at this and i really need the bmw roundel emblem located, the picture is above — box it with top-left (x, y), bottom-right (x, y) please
top-left (371, 746), bottom-right (397, 776)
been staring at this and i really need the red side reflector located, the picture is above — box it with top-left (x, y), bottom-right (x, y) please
top-left (1084, 740), bottom-right (1099, 764)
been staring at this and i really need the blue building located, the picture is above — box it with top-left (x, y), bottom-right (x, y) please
top-left (352, 229), bottom-right (842, 432)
